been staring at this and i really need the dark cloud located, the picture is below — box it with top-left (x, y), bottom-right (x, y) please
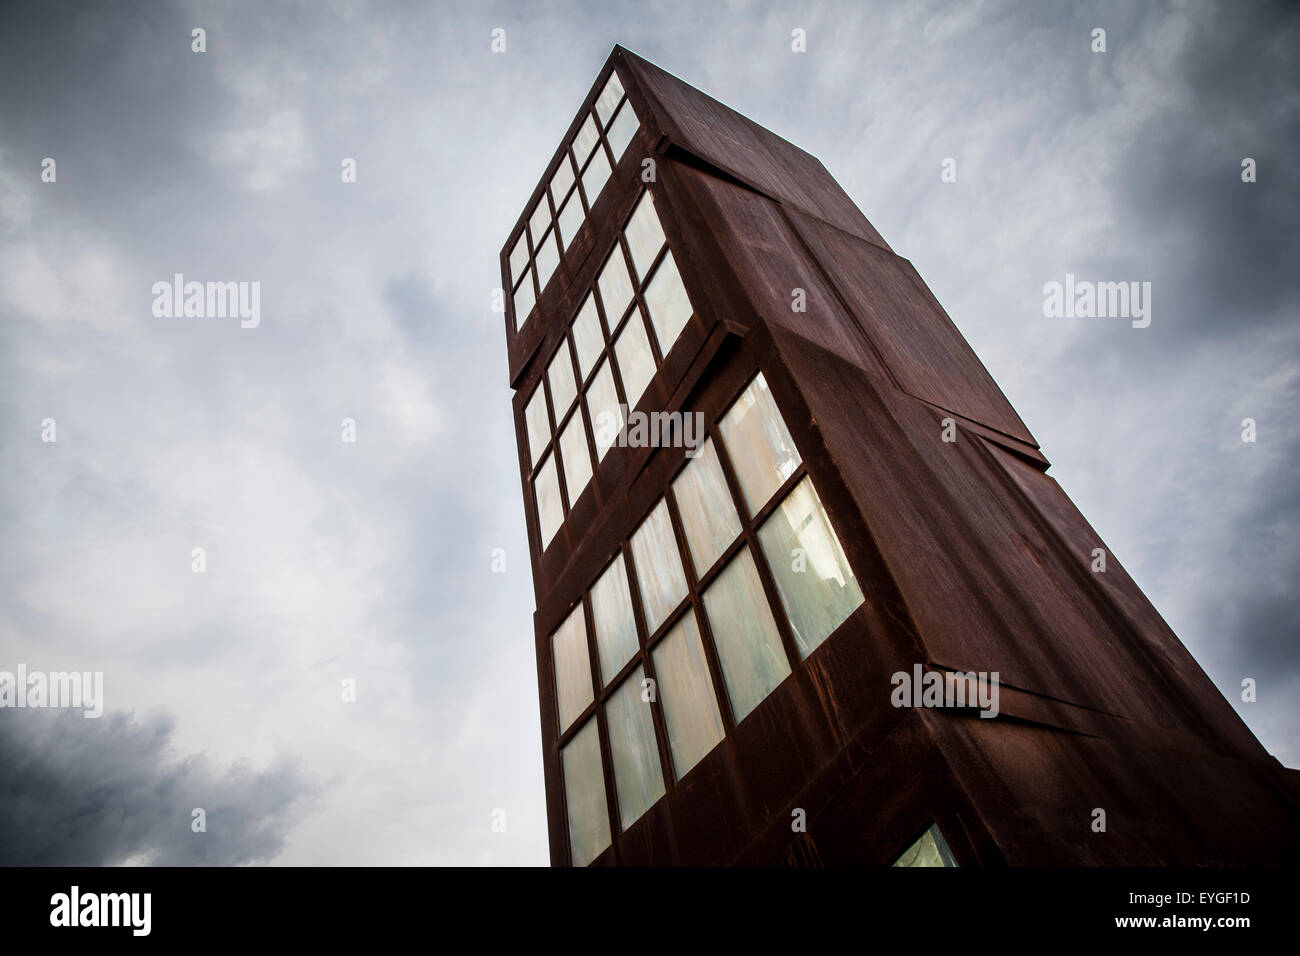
top-left (0, 708), bottom-right (315, 865)
top-left (1113, 0), bottom-right (1300, 337)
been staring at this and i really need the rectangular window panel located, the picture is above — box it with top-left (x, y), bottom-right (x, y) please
top-left (757, 476), bottom-right (864, 657)
top-left (590, 553), bottom-right (640, 685)
top-left (606, 99), bottom-right (639, 162)
top-left (552, 603), bottom-right (593, 732)
top-left (629, 499), bottom-right (688, 635)
top-left (509, 233), bottom-right (529, 286)
top-left (562, 719), bottom-right (610, 866)
top-left (643, 252), bottom-right (693, 354)
top-left (513, 270), bottom-right (536, 328)
top-left (547, 344), bottom-right (578, 418)
top-left (572, 293), bottom-right (604, 380)
top-left (595, 71), bottom-right (625, 127)
top-left (702, 547), bottom-right (791, 722)
top-left (597, 246), bottom-right (635, 325)
top-left (585, 358), bottom-right (623, 461)
top-left (651, 611), bottom-right (725, 779)
top-left (605, 667), bottom-right (665, 830)
top-left (535, 227), bottom-right (560, 292)
top-left (574, 112), bottom-right (600, 165)
top-left (717, 372), bottom-right (801, 515)
top-left (557, 192), bottom-right (585, 250)
top-left (558, 411), bottom-right (593, 509)
top-left (535, 452), bottom-right (564, 549)
top-left (613, 313), bottom-right (655, 408)
top-left (524, 385), bottom-right (550, 467)
top-left (671, 437), bottom-right (741, 575)
top-left (581, 146), bottom-right (612, 205)
top-left (528, 201), bottom-right (551, 249)
top-left (550, 152), bottom-right (576, 208)
top-left (624, 191), bottom-right (666, 282)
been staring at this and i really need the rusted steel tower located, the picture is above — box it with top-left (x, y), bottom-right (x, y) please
top-left (501, 46), bottom-right (1300, 865)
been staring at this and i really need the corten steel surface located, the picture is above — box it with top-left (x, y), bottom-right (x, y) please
top-left (501, 46), bottom-right (1300, 865)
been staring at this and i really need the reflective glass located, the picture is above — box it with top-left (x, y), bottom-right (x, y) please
top-left (513, 270), bottom-right (536, 328)
top-left (671, 437), bottom-right (741, 575)
top-left (562, 719), bottom-right (610, 866)
top-left (606, 667), bottom-right (665, 830)
top-left (586, 358), bottom-right (624, 461)
top-left (558, 411), bottom-right (593, 508)
top-left (535, 452), bottom-right (564, 548)
top-left (552, 603), bottom-right (593, 732)
top-left (629, 499), bottom-right (687, 635)
top-left (595, 71), bottom-right (625, 126)
top-left (606, 99), bottom-right (639, 161)
top-left (547, 344), bottom-right (578, 417)
top-left (717, 372), bottom-right (801, 514)
top-left (643, 252), bottom-right (693, 352)
top-left (702, 547), bottom-right (791, 721)
top-left (598, 246), bottom-right (634, 325)
top-left (651, 611), bottom-right (725, 779)
top-left (581, 146), bottom-right (612, 204)
top-left (757, 477), bottom-right (865, 656)
top-left (524, 385), bottom-right (550, 466)
top-left (613, 313), bottom-right (655, 408)
top-left (590, 553), bottom-right (640, 685)
top-left (624, 191), bottom-right (666, 282)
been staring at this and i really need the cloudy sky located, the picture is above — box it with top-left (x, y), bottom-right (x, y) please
top-left (0, 0), bottom-right (1295, 865)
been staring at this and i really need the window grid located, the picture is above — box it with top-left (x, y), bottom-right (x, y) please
top-left (524, 189), bottom-right (686, 550)
top-left (509, 71), bottom-right (638, 333)
top-left (553, 374), bottom-right (864, 864)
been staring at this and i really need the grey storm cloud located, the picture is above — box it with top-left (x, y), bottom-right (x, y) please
top-left (0, 709), bottom-right (313, 865)
top-left (0, 0), bottom-right (1295, 867)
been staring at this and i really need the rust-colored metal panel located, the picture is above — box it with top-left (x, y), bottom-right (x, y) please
top-left (616, 49), bottom-right (892, 252)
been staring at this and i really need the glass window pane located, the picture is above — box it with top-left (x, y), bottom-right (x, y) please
top-left (535, 452), bottom-right (564, 548)
top-left (509, 233), bottom-right (529, 285)
top-left (702, 547), bottom-right (791, 722)
top-left (629, 499), bottom-right (687, 635)
top-left (717, 372), bottom-right (801, 514)
top-left (572, 294), bottom-right (604, 381)
top-left (513, 269), bottom-right (536, 328)
top-left (535, 227), bottom-right (560, 292)
top-left (557, 192), bottom-right (585, 250)
top-left (892, 824), bottom-right (958, 867)
top-left (581, 147), bottom-right (612, 205)
top-left (598, 246), bottom-right (634, 325)
top-left (613, 313), bottom-right (655, 408)
top-left (624, 191), bottom-right (666, 282)
top-left (606, 666), bottom-right (665, 830)
top-left (651, 611), bottom-right (725, 779)
top-left (590, 553), bottom-right (640, 684)
top-left (595, 71), bottom-right (625, 127)
top-left (562, 719), bottom-right (610, 866)
top-left (547, 345), bottom-right (578, 418)
top-left (550, 152), bottom-right (575, 208)
top-left (643, 252), bottom-right (693, 353)
top-left (671, 438), bottom-right (741, 575)
top-left (552, 603), bottom-right (593, 732)
top-left (558, 411), bottom-right (593, 508)
top-left (528, 201), bottom-right (550, 249)
top-left (757, 477), bottom-right (864, 657)
top-left (585, 358), bottom-right (623, 461)
top-left (524, 385), bottom-right (550, 467)
top-left (606, 99), bottom-right (639, 162)
top-left (574, 112), bottom-right (600, 164)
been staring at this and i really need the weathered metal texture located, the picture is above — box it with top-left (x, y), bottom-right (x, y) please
top-left (502, 46), bottom-right (1300, 865)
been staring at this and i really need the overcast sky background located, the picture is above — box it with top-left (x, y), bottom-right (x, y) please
top-left (0, 0), bottom-right (1295, 865)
